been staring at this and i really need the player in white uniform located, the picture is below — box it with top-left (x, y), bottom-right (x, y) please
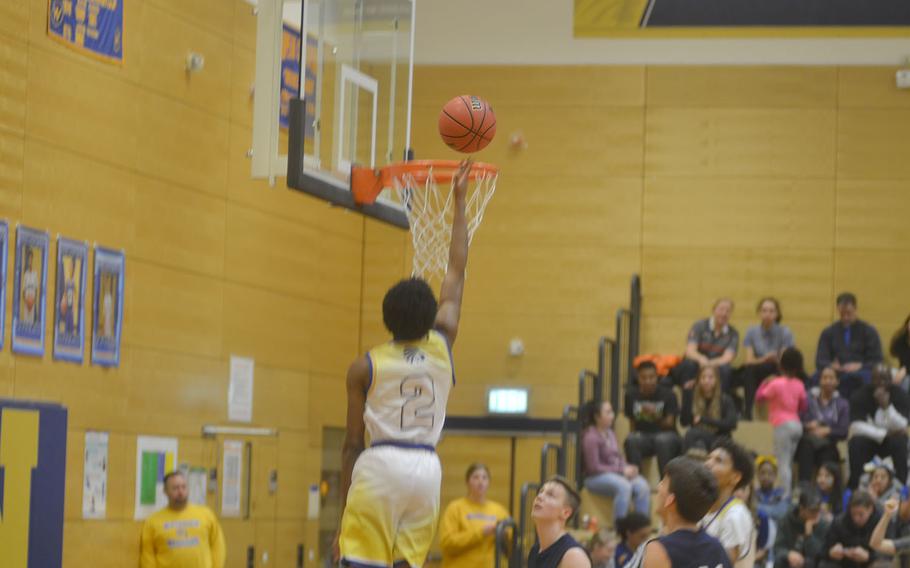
top-left (336, 160), bottom-right (473, 568)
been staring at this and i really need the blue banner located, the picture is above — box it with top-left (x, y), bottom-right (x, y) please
top-left (48, 0), bottom-right (124, 64)
top-left (12, 226), bottom-right (50, 357)
top-left (0, 399), bottom-right (68, 568)
top-left (53, 237), bottom-right (88, 364)
top-left (279, 24), bottom-right (316, 140)
top-left (91, 246), bottom-right (124, 367)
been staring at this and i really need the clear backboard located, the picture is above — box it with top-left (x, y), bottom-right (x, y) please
top-left (251, 0), bottom-right (414, 228)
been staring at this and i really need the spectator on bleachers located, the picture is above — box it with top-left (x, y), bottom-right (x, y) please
top-left (797, 368), bottom-right (849, 483)
top-left (816, 462), bottom-right (846, 521)
top-left (438, 463), bottom-right (511, 568)
top-left (581, 400), bottom-right (650, 522)
top-left (681, 366), bottom-right (738, 453)
top-left (588, 529), bottom-right (617, 568)
top-left (815, 293), bottom-right (883, 399)
top-left (863, 463), bottom-right (902, 507)
top-left (773, 487), bottom-right (829, 568)
top-left (889, 315), bottom-right (910, 390)
top-left (624, 361), bottom-right (682, 476)
top-left (847, 365), bottom-right (910, 490)
top-left (755, 456), bottom-right (791, 521)
top-left (820, 490), bottom-right (880, 568)
top-left (756, 348), bottom-right (809, 496)
top-left (673, 298), bottom-right (739, 393)
top-left (614, 512), bottom-right (651, 568)
top-left (700, 439), bottom-right (755, 567)
top-left (739, 297), bottom-right (795, 420)
top-left (869, 498), bottom-right (910, 559)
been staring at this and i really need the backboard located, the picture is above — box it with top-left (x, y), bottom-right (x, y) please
top-left (252, 0), bottom-right (414, 228)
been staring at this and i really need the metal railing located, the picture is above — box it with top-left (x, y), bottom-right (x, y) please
top-left (539, 443), bottom-right (563, 484)
top-left (495, 518), bottom-right (519, 568)
top-left (518, 482), bottom-right (540, 564)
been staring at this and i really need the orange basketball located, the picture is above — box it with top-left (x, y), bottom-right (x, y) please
top-left (438, 95), bottom-right (496, 153)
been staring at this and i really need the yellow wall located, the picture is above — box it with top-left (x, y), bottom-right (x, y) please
top-left (3, 0), bottom-right (910, 563)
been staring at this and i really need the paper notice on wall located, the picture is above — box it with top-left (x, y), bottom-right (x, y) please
top-left (221, 440), bottom-right (243, 517)
top-left (228, 356), bottom-right (254, 423)
top-left (187, 467), bottom-right (208, 506)
top-left (82, 431), bottom-right (109, 519)
top-left (135, 436), bottom-right (178, 519)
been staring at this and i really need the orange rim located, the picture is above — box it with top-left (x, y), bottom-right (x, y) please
top-left (351, 160), bottom-right (499, 205)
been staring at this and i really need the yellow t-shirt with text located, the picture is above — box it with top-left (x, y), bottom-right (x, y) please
top-left (439, 497), bottom-right (511, 568)
top-left (140, 504), bottom-right (226, 568)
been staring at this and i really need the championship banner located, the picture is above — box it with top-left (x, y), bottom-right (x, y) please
top-left (0, 399), bottom-right (68, 568)
top-left (91, 246), bottom-right (124, 367)
top-left (279, 23), bottom-right (317, 141)
top-left (48, 0), bottom-right (124, 64)
top-left (53, 237), bottom-right (88, 364)
top-left (12, 226), bottom-right (50, 357)
top-left (574, 0), bottom-right (910, 37)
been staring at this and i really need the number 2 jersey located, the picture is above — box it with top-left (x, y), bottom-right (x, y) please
top-left (364, 329), bottom-right (455, 448)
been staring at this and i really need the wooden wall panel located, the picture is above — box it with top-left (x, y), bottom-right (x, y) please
top-left (837, 180), bottom-right (910, 250)
top-left (643, 178), bottom-right (835, 249)
top-left (0, 33), bottom-right (27, 135)
top-left (0, 0), bottom-right (29, 42)
top-left (839, 67), bottom-right (910, 109)
top-left (647, 66), bottom-right (837, 108)
top-left (26, 49), bottom-right (139, 169)
top-left (0, 130), bottom-right (24, 219)
top-left (138, 3), bottom-right (234, 118)
top-left (23, 140), bottom-right (135, 247)
top-left (136, 91), bottom-right (230, 197)
top-left (838, 109), bottom-right (910, 179)
top-left (834, 250), bottom-right (910, 330)
top-left (646, 108), bottom-right (835, 177)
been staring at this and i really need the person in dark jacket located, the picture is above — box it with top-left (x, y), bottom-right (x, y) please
top-left (819, 490), bottom-right (880, 568)
top-left (814, 292), bottom-right (883, 399)
top-left (797, 368), bottom-right (850, 482)
top-left (774, 488), bottom-right (830, 568)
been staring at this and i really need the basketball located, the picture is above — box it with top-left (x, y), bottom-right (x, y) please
top-left (438, 95), bottom-right (497, 153)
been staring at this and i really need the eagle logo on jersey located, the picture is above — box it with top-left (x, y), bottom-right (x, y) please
top-left (403, 347), bottom-right (426, 365)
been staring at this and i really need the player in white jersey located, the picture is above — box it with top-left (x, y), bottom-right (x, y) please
top-left (335, 160), bottom-right (473, 568)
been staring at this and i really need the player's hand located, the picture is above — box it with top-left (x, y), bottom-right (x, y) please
top-left (787, 551), bottom-right (805, 568)
top-left (693, 415), bottom-right (702, 426)
top-left (624, 465), bottom-right (639, 479)
top-left (844, 362), bottom-right (863, 373)
top-left (453, 158), bottom-right (473, 202)
top-left (849, 547), bottom-right (870, 563)
top-left (482, 522), bottom-right (497, 536)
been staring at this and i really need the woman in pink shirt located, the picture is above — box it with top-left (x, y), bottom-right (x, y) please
top-left (755, 347), bottom-right (808, 496)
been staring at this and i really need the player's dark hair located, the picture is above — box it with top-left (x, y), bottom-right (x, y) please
top-left (163, 470), bottom-right (185, 487)
top-left (836, 292), bottom-right (857, 307)
top-left (712, 438), bottom-right (754, 490)
top-left (580, 399), bottom-right (607, 430)
top-left (616, 512), bottom-right (651, 540)
top-left (779, 347), bottom-right (809, 383)
top-left (382, 278), bottom-right (438, 341)
top-left (849, 489), bottom-right (875, 510)
top-left (756, 297), bottom-right (783, 323)
top-left (636, 360), bottom-right (657, 374)
top-left (664, 457), bottom-right (719, 523)
top-left (465, 463), bottom-right (490, 482)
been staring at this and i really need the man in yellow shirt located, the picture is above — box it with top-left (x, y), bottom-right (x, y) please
top-left (140, 471), bottom-right (226, 568)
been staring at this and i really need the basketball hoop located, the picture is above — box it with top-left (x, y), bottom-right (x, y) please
top-left (351, 160), bottom-right (499, 280)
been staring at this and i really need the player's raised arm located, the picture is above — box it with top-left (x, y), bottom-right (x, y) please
top-left (434, 159), bottom-right (472, 347)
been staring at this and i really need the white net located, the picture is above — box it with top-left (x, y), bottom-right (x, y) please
top-left (391, 164), bottom-right (498, 281)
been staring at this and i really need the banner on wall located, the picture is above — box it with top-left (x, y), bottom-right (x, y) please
top-left (279, 23), bottom-right (317, 140)
top-left (221, 440), bottom-right (244, 517)
top-left (134, 436), bottom-right (178, 520)
top-left (91, 246), bottom-right (124, 367)
top-left (82, 430), bottom-right (109, 519)
top-left (12, 226), bottom-right (50, 357)
top-left (0, 399), bottom-right (68, 567)
top-left (574, 0), bottom-right (910, 37)
top-left (48, 0), bottom-right (124, 64)
top-left (54, 237), bottom-right (88, 364)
